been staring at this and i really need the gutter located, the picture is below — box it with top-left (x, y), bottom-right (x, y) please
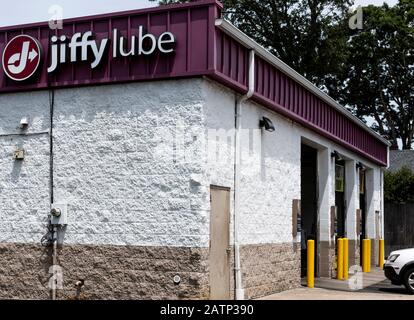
top-left (215, 19), bottom-right (391, 147)
top-left (234, 49), bottom-right (255, 300)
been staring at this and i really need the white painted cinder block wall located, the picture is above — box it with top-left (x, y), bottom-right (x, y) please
top-left (0, 78), bottom-right (384, 248)
top-left (0, 91), bottom-right (51, 243)
top-left (202, 79), bottom-right (384, 246)
top-left (203, 80), bottom-right (301, 245)
top-left (0, 79), bottom-right (209, 247)
top-left (52, 80), bottom-right (209, 247)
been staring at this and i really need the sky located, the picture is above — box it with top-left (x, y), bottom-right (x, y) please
top-left (0, 0), bottom-right (399, 28)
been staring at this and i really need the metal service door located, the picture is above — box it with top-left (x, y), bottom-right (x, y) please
top-left (209, 186), bottom-right (231, 300)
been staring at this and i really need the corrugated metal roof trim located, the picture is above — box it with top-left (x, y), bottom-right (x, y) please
top-left (215, 18), bottom-right (390, 147)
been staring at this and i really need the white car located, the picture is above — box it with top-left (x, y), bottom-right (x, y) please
top-left (384, 248), bottom-right (414, 294)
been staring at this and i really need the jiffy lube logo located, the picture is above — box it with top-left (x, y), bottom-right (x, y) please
top-left (2, 35), bottom-right (42, 81)
top-left (2, 27), bottom-right (175, 82)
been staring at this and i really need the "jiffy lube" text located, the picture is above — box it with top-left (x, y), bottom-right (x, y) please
top-left (47, 27), bottom-right (175, 73)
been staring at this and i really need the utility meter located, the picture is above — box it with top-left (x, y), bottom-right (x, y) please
top-left (50, 203), bottom-right (68, 225)
top-left (51, 208), bottom-right (61, 217)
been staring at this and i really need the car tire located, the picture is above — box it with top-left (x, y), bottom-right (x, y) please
top-left (403, 267), bottom-right (414, 294)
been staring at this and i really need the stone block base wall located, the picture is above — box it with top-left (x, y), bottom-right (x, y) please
top-left (0, 242), bottom-right (302, 300)
top-left (238, 243), bottom-right (301, 299)
top-left (371, 239), bottom-right (378, 267)
top-left (348, 239), bottom-right (360, 268)
top-left (348, 238), bottom-right (379, 270)
top-left (291, 236), bottom-right (387, 286)
top-left (319, 241), bottom-right (335, 278)
top-left (0, 244), bottom-right (51, 299)
top-left (320, 239), bottom-right (379, 279)
top-left (0, 243), bottom-right (209, 300)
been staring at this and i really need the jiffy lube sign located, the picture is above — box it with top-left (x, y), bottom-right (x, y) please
top-left (0, 2), bottom-right (215, 93)
top-left (47, 27), bottom-right (175, 73)
top-left (2, 27), bottom-right (176, 81)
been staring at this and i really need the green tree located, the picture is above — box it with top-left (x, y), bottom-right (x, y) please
top-left (151, 0), bottom-right (352, 87)
top-left (333, 1), bottom-right (414, 149)
top-left (384, 166), bottom-right (414, 203)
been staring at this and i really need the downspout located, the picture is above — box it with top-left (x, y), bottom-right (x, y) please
top-left (51, 225), bottom-right (58, 300)
top-left (234, 49), bottom-right (255, 300)
top-left (49, 87), bottom-right (57, 300)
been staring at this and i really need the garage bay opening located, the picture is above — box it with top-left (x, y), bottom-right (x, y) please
top-left (300, 144), bottom-right (319, 278)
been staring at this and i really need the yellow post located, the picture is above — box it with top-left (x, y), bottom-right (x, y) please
top-left (367, 239), bottom-right (371, 273)
top-left (379, 239), bottom-right (385, 269)
top-left (307, 240), bottom-right (314, 288)
top-left (362, 239), bottom-right (371, 273)
top-left (337, 238), bottom-right (344, 280)
top-left (343, 238), bottom-right (349, 280)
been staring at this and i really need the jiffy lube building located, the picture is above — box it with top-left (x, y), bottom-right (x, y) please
top-left (0, 0), bottom-right (389, 300)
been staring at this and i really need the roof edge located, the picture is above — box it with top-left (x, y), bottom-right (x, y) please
top-left (215, 18), bottom-right (391, 147)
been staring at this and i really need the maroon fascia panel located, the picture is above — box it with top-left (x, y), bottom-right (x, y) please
top-left (0, 0), bottom-right (388, 166)
top-left (0, 0), bottom-right (219, 92)
top-left (212, 25), bottom-right (388, 166)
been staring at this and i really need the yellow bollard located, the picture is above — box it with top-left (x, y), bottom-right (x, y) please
top-left (367, 239), bottom-right (371, 273)
top-left (343, 238), bottom-right (349, 280)
top-left (379, 239), bottom-right (385, 269)
top-left (337, 238), bottom-right (344, 280)
top-left (362, 239), bottom-right (371, 273)
top-left (307, 240), bottom-right (314, 288)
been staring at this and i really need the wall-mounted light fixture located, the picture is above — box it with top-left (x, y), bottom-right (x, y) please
top-left (259, 117), bottom-right (275, 132)
top-left (356, 162), bottom-right (365, 170)
top-left (19, 117), bottom-right (29, 129)
top-left (331, 150), bottom-right (343, 161)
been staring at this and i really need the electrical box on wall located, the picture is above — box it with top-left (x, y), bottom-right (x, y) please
top-left (13, 149), bottom-right (25, 160)
top-left (50, 203), bottom-right (68, 225)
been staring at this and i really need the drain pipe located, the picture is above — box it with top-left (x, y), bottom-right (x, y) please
top-left (234, 49), bottom-right (255, 300)
top-left (48, 88), bottom-right (57, 300)
top-left (51, 225), bottom-right (58, 300)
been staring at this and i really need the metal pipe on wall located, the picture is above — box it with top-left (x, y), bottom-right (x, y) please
top-left (49, 89), bottom-right (58, 300)
top-left (234, 49), bottom-right (255, 300)
top-left (51, 226), bottom-right (58, 301)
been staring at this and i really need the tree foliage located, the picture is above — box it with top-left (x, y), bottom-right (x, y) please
top-left (333, 1), bottom-right (414, 149)
top-left (384, 166), bottom-right (414, 203)
top-left (152, 0), bottom-right (351, 87)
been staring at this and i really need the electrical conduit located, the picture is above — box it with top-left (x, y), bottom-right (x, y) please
top-left (234, 50), bottom-right (255, 300)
